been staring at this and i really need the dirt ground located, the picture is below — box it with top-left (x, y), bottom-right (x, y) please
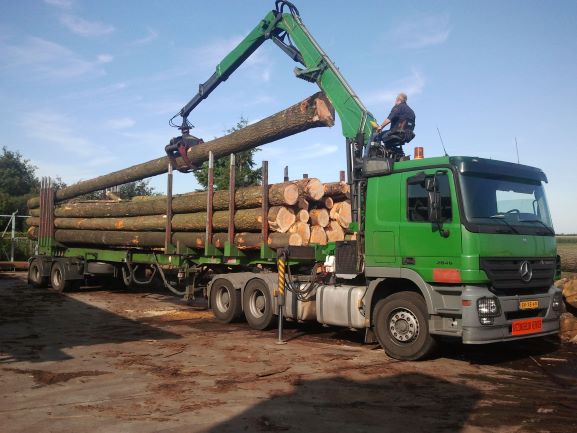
top-left (1, 273), bottom-right (576, 433)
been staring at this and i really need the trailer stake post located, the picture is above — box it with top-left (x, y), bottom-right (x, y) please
top-left (275, 250), bottom-right (287, 345)
top-left (165, 162), bottom-right (174, 253)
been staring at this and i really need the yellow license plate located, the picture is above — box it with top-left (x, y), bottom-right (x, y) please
top-left (519, 300), bottom-right (539, 310)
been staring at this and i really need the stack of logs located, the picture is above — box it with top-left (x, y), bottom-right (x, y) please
top-left (559, 277), bottom-right (577, 343)
top-left (26, 178), bottom-right (352, 251)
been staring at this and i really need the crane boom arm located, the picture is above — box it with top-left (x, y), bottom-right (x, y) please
top-left (173, 2), bottom-right (376, 145)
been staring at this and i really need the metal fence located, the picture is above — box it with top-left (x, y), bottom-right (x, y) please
top-left (1, 212), bottom-right (36, 262)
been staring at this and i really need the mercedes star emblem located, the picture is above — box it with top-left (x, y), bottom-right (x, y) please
top-left (519, 260), bottom-right (533, 282)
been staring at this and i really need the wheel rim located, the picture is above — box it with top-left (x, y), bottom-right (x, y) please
top-left (249, 289), bottom-right (266, 318)
top-left (31, 264), bottom-right (40, 282)
top-left (388, 307), bottom-right (419, 343)
top-left (215, 286), bottom-right (231, 312)
top-left (53, 267), bottom-right (62, 288)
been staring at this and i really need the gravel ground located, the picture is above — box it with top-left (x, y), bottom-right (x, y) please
top-left (1, 272), bottom-right (576, 433)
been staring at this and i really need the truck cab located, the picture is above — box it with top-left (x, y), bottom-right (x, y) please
top-left (362, 156), bottom-right (562, 358)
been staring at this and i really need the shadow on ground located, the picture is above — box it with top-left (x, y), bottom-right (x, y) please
top-left (201, 372), bottom-right (481, 433)
top-left (0, 274), bottom-right (178, 363)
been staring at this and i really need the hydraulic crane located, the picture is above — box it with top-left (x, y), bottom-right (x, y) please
top-left (167, 0), bottom-right (379, 245)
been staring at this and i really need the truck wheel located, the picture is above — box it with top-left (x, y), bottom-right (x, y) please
top-left (243, 279), bottom-right (275, 330)
top-left (28, 259), bottom-right (48, 288)
top-left (210, 279), bottom-right (242, 323)
top-left (50, 262), bottom-right (79, 293)
top-left (373, 292), bottom-right (437, 361)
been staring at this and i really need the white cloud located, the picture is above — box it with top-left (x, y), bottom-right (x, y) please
top-left (192, 34), bottom-right (268, 70)
top-left (97, 53), bottom-right (113, 64)
top-left (0, 36), bottom-right (106, 78)
top-left (390, 14), bottom-right (451, 49)
top-left (106, 117), bottom-right (135, 129)
top-left (21, 112), bottom-right (116, 168)
top-left (59, 14), bottom-right (114, 37)
top-left (129, 28), bottom-right (159, 46)
top-left (260, 142), bottom-right (338, 162)
top-left (363, 69), bottom-right (425, 105)
top-left (44, 0), bottom-right (74, 8)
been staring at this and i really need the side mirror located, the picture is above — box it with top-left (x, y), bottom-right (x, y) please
top-left (425, 176), bottom-right (437, 192)
top-left (428, 190), bottom-right (441, 222)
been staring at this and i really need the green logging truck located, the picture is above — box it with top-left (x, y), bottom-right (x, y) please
top-left (27, 1), bottom-right (562, 360)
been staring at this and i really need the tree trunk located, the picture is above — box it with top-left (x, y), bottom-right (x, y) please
top-left (310, 225), bottom-right (328, 245)
top-left (267, 206), bottom-right (296, 233)
top-left (28, 93), bottom-right (334, 209)
top-left (309, 208), bottom-right (329, 227)
top-left (330, 201), bottom-right (352, 229)
top-left (323, 196), bottom-right (334, 210)
top-left (296, 209), bottom-right (309, 223)
top-left (294, 178), bottom-right (324, 201)
top-left (323, 181), bottom-right (350, 198)
top-left (32, 182), bottom-right (299, 218)
top-left (28, 206), bottom-right (297, 233)
top-left (325, 220), bottom-right (345, 242)
top-left (297, 197), bottom-right (309, 211)
top-left (289, 221), bottom-right (311, 245)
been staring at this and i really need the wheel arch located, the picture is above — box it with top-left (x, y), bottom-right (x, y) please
top-left (365, 269), bottom-right (435, 326)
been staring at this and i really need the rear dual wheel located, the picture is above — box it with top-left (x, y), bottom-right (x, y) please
top-left (210, 279), bottom-right (242, 323)
top-left (28, 259), bottom-right (48, 288)
top-left (49, 262), bottom-right (80, 293)
top-left (243, 279), bottom-right (275, 330)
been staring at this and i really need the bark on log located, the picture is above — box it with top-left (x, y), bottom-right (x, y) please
top-left (28, 205), bottom-right (297, 233)
top-left (289, 221), bottom-right (311, 245)
top-left (28, 93), bottom-right (334, 209)
top-left (309, 208), bottom-right (329, 228)
top-left (297, 197), bottom-right (310, 211)
top-left (323, 181), bottom-right (350, 198)
top-left (325, 220), bottom-right (345, 242)
top-left (294, 178), bottom-right (324, 201)
top-left (28, 228), bottom-right (300, 250)
top-left (31, 182), bottom-right (299, 218)
top-left (330, 201), bottom-right (352, 229)
top-left (267, 206), bottom-right (296, 233)
top-left (310, 225), bottom-right (328, 245)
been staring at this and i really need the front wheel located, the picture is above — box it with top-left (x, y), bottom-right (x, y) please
top-left (373, 292), bottom-right (437, 361)
top-left (243, 279), bottom-right (275, 330)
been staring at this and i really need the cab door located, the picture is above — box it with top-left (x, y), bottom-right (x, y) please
top-left (398, 170), bottom-right (463, 283)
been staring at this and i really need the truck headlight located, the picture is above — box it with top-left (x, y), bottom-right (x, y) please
top-left (477, 297), bottom-right (501, 325)
top-left (551, 292), bottom-right (563, 311)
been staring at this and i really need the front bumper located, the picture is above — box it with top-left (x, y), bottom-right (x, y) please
top-left (461, 285), bottom-right (561, 344)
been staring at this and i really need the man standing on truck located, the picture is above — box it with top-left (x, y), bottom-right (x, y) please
top-left (375, 92), bottom-right (416, 147)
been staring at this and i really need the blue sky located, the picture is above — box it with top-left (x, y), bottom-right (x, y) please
top-left (1, 0), bottom-right (576, 232)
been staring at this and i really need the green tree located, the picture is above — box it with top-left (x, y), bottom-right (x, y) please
top-left (0, 147), bottom-right (40, 230)
top-left (193, 117), bottom-right (262, 190)
top-left (0, 146), bottom-right (38, 197)
top-left (117, 180), bottom-right (158, 199)
top-left (78, 180), bottom-right (157, 200)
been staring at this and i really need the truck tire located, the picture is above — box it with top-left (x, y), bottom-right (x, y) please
top-left (28, 259), bottom-right (48, 288)
top-left (210, 278), bottom-right (242, 323)
top-left (50, 261), bottom-right (80, 293)
top-left (243, 278), bottom-right (275, 330)
top-left (373, 292), bottom-right (437, 361)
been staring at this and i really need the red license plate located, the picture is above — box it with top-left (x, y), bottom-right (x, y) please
top-left (511, 317), bottom-right (543, 336)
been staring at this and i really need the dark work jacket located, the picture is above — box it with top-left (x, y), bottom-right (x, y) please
top-left (387, 102), bottom-right (416, 131)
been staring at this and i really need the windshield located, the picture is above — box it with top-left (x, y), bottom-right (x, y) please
top-left (459, 173), bottom-right (554, 235)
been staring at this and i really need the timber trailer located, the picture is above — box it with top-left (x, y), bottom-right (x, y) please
top-left (28, 1), bottom-right (562, 360)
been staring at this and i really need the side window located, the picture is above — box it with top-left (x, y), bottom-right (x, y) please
top-left (407, 173), bottom-right (452, 222)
